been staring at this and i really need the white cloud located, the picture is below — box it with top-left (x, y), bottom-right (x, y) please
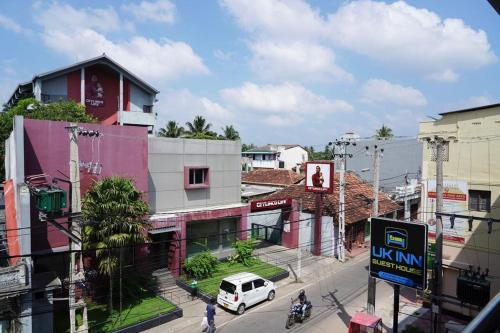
top-left (328, 1), bottom-right (496, 79)
top-left (361, 79), bottom-right (427, 107)
top-left (213, 49), bottom-right (232, 61)
top-left (220, 82), bottom-right (353, 124)
top-left (123, 0), bottom-right (176, 24)
top-left (250, 41), bottom-right (353, 82)
top-left (0, 14), bottom-right (31, 35)
top-left (35, 3), bottom-right (208, 82)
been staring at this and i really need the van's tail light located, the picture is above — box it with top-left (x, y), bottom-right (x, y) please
top-left (234, 292), bottom-right (239, 302)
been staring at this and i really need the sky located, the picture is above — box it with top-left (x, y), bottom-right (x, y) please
top-left (0, 0), bottom-right (498, 147)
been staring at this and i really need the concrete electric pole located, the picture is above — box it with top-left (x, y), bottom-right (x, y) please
top-left (366, 144), bottom-right (383, 315)
top-left (332, 133), bottom-right (358, 262)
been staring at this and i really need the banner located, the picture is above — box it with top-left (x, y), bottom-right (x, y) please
top-left (425, 180), bottom-right (467, 243)
top-left (370, 218), bottom-right (428, 290)
top-left (305, 162), bottom-right (334, 193)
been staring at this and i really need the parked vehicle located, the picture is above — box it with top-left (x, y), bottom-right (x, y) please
top-left (217, 272), bottom-right (275, 315)
top-left (285, 298), bottom-right (312, 329)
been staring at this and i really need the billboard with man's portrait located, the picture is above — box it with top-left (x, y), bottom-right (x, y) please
top-left (305, 162), bottom-right (334, 193)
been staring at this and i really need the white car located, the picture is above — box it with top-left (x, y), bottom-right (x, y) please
top-left (217, 272), bottom-right (276, 314)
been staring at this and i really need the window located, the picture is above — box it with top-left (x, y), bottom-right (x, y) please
top-left (143, 105), bottom-right (153, 113)
top-left (242, 282), bottom-right (253, 292)
top-left (253, 279), bottom-right (265, 288)
top-left (469, 190), bottom-right (491, 212)
top-left (184, 167), bottom-right (209, 189)
top-left (220, 281), bottom-right (236, 294)
top-left (279, 161), bottom-right (285, 168)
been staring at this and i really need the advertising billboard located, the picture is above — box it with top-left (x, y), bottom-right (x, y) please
top-left (250, 198), bottom-right (292, 212)
top-left (305, 162), bottom-right (334, 193)
top-left (425, 180), bottom-right (467, 243)
top-left (370, 218), bottom-right (428, 290)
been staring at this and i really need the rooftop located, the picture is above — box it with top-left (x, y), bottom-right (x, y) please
top-left (242, 169), bottom-right (304, 187)
top-left (438, 102), bottom-right (500, 116)
top-left (263, 171), bottom-right (400, 224)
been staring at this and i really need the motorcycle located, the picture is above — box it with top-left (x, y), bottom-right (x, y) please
top-left (285, 298), bottom-right (312, 329)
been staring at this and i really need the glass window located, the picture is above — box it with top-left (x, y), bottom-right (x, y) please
top-left (220, 281), bottom-right (236, 294)
top-left (253, 279), bottom-right (265, 288)
top-left (242, 282), bottom-right (253, 292)
top-left (189, 169), bottom-right (205, 185)
top-left (469, 190), bottom-right (491, 212)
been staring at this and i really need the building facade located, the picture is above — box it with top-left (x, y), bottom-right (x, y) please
top-left (242, 144), bottom-right (308, 170)
top-left (419, 103), bottom-right (500, 316)
top-left (6, 55), bottom-right (158, 131)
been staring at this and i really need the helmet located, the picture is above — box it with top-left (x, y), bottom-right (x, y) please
top-left (299, 289), bottom-right (305, 296)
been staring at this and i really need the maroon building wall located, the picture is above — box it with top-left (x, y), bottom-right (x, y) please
top-left (84, 64), bottom-right (119, 125)
top-left (24, 118), bottom-right (148, 252)
top-left (67, 70), bottom-right (80, 102)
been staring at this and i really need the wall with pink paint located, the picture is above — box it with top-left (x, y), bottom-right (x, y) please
top-left (23, 118), bottom-right (148, 252)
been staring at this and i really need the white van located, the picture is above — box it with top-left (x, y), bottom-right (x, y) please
top-left (217, 272), bottom-right (275, 314)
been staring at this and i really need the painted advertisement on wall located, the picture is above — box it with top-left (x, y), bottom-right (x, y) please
top-left (425, 179), bottom-right (468, 243)
top-left (370, 217), bottom-right (427, 290)
top-left (305, 162), bottom-right (334, 193)
top-left (85, 73), bottom-right (105, 107)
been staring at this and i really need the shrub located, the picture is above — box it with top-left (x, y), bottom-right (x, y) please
top-left (184, 252), bottom-right (219, 280)
top-left (229, 239), bottom-right (254, 266)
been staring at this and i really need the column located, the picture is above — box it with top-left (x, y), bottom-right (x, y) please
top-left (80, 68), bottom-right (85, 105)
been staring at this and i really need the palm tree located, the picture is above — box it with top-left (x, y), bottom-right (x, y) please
top-left (82, 177), bottom-right (150, 314)
top-left (222, 125), bottom-right (240, 140)
top-left (158, 121), bottom-right (184, 138)
top-left (184, 115), bottom-right (214, 139)
top-left (375, 124), bottom-right (394, 140)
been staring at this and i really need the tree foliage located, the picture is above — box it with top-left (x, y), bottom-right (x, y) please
top-left (375, 124), bottom-right (394, 140)
top-left (221, 125), bottom-right (240, 141)
top-left (229, 239), bottom-right (255, 266)
top-left (184, 251), bottom-right (219, 280)
top-left (242, 143), bottom-right (256, 152)
top-left (82, 177), bottom-right (150, 313)
top-left (0, 98), bottom-right (96, 181)
top-left (184, 115), bottom-right (217, 139)
top-left (157, 121), bottom-right (184, 138)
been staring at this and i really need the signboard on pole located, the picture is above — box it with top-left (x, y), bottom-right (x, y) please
top-left (250, 198), bottom-right (292, 212)
top-left (425, 180), bottom-right (467, 243)
top-left (370, 217), bottom-right (428, 290)
top-left (304, 162), bottom-right (334, 193)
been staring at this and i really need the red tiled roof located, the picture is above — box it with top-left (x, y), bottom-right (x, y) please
top-left (262, 171), bottom-right (400, 224)
top-left (242, 169), bottom-right (304, 187)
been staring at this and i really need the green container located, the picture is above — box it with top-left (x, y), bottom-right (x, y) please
top-left (35, 188), bottom-right (67, 214)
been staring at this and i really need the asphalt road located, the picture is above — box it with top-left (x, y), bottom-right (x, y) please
top-left (215, 254), bottom-right (371, 333)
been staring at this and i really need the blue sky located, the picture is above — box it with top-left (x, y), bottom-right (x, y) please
top-left (0, 1), bottom-right (498, 147)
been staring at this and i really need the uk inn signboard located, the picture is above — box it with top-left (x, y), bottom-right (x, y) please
top-left (370, 217), bottom-right (428, 290)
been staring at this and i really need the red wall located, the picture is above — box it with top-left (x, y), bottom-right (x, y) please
top-left (84, 64), bottom-right (119, 125)
top-left (67, 70), bottom-right (80, 102)
top-left (23, 119), bottom-right (149, 252)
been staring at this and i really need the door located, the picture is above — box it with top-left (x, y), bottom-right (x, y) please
top-left (252, 279), bottom-right (267, 303)
top-left (241, 282), bottom-right (255, 306)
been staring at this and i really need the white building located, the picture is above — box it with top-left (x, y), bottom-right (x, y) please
top-left (242, 144), bottom-right (308, 170)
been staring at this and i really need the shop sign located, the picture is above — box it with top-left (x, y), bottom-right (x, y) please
top-left (0, 263), bottom-right (28, 293)
top-left (250, 198), bottom-right (292, 212)
top-left (305, 162), bottom-right (334, 193)
top-left (425, 180), bottom-right (467, 243)
top-left (370, 217), bottom-right (428, 290)
top-left (85, 73), bottom-right (105, 107)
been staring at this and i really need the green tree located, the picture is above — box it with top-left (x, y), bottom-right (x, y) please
top-left (82, 177), bottom-right (150, 314)
top-left (242, 143), bottom-right (256, 152)
top-left (0, 98), bottom-right (96, 181)
top-left (184, 115), bottom-right (215, 138)
top-left (221, 125), bottom-right (240, 140)
top-left (157, 121), bottom-right (184, 138)
top-left (375, 124), bottom-right (394, 140)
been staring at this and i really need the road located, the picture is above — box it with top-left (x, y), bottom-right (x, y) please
top-left (216, 252), bottom-right (372, 333)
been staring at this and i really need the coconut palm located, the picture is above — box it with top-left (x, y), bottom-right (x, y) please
top-left (375, 124), bottom-right (394, 140)
top-left (222, 125), bottom-right (240, 140)
top-left (158, 121), bottom-right (184, 138)
top-left (184, 116), bottom-right (218, 139)
top-left (82, 177), bottom-right (150, 314)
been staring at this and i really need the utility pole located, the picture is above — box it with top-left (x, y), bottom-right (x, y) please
top-left (404, 171), bottom-right (410, 221)
top-left (67, 124), bottom-right (88, 333)
top-left (297, 199), bottom-right (303, 280)
top-left (428, 137), bottom-right (446, 333)
top-left (366, 144), bottom-right (383, 315)
top-left (332, 133), bottom-right (358, 262)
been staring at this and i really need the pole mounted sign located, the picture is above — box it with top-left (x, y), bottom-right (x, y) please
top-left (304, 162), bottom-right (334, 194)
top-left (370, 217), bottom-right (428, 290)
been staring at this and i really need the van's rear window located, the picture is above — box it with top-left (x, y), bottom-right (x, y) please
top-left (220, 280), bottom-right (236, 294)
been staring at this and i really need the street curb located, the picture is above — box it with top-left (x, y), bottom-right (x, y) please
top-left (109, 306), bottom-right (183, 333)
top-left (176, 270), bottom-right (290, 304)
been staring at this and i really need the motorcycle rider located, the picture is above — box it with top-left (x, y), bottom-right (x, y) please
top-left (296, 289), bottom-right (307, 319)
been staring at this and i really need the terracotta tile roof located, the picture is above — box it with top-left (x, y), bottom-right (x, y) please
top-left (242, 169), bottom-right (304, 187)
top-left (262, 171), bottom-right (400, 224)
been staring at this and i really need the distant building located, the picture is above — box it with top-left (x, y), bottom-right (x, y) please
top-left (419, 102), bottom-right (500, 316)
top-left (242, 144), bottom-right (308, 170)
top-left (6, 54), bottom-right (158, 132)
top-left (241, 169), bottom-right (304, 201)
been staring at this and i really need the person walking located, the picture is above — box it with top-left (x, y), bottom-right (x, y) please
top-left (206, 297), bottom-right (217, 333)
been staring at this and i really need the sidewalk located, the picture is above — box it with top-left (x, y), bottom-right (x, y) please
top-left (144, 246), bottom-right (338, 333)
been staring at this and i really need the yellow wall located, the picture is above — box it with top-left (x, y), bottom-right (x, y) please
top-left (419, 105), bottom-right (500, 316)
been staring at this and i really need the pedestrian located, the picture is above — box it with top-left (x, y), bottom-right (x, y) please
top-left (206, 297), bottom-right (217, 333)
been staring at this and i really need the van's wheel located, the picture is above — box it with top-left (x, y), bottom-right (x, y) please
top-left (267, 290), bottom-right (275, 301)
top-left (237, 303), bottom-right (245, 315)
